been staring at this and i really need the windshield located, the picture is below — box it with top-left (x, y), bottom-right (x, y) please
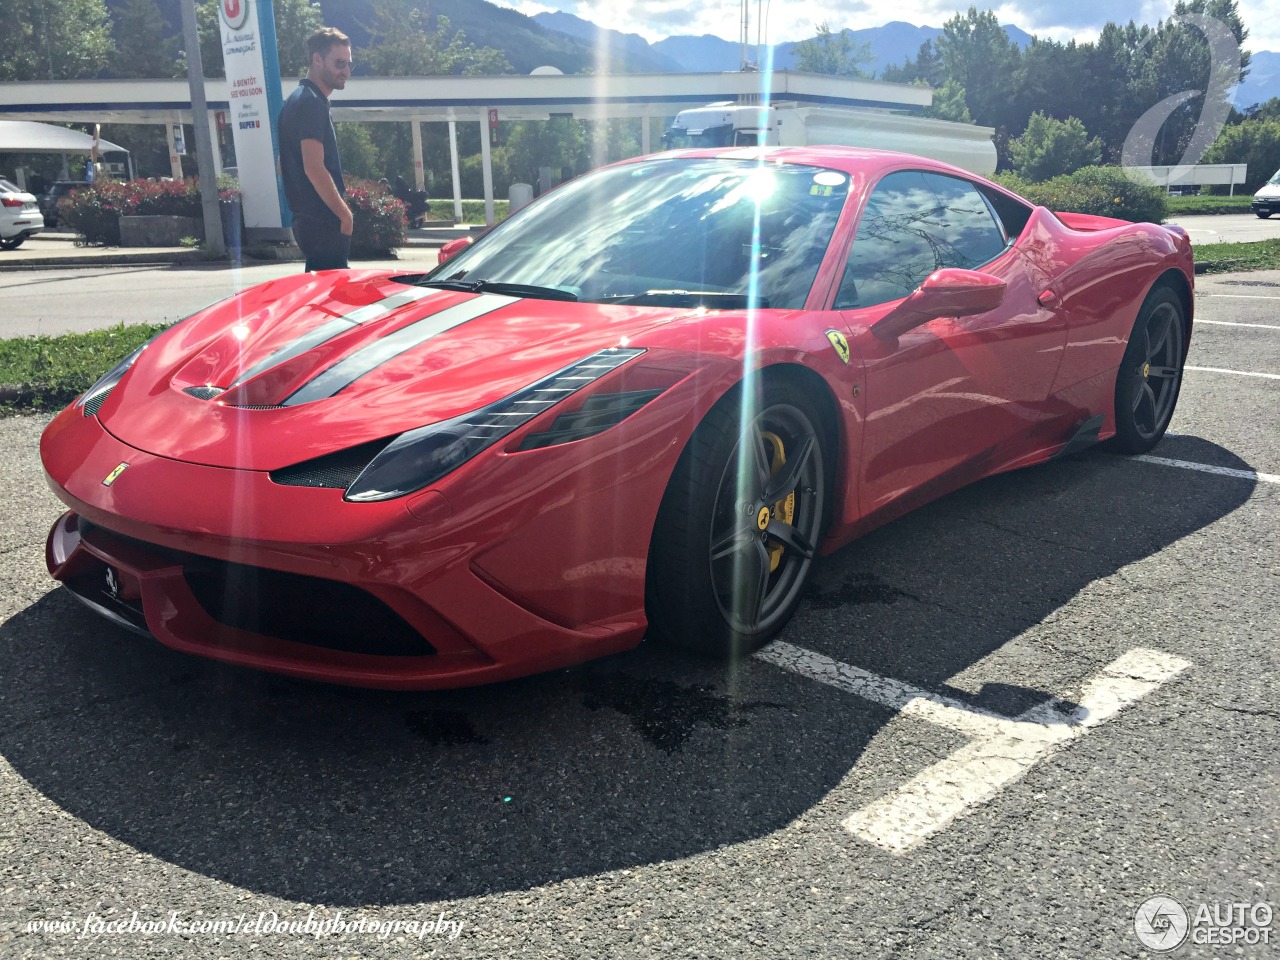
top-left (427, 158), bottom-right (850, 309)
top-left (1269, 168), bottom-right (1280, 185)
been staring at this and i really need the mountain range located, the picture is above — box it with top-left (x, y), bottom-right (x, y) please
top-left (124, 0), bottom-right (1280, 110)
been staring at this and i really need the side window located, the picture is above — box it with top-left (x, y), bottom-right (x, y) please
top-left (835, 170), bottom-right (1010, 310)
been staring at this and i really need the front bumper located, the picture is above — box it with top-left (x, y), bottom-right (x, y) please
top-left (40, 396), bottom-right (672, 689)
top-left (1253, 198), bottom-right (1278, 216)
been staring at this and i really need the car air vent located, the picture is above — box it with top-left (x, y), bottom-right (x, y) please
top-left (269, 437), bottom-right (394, 489)
top-left (184, 385), bottom-right (226, 400)
top-left (518, 389), bottom-right (661, 450)
top-left (82, 385), bottom-right (115, 417)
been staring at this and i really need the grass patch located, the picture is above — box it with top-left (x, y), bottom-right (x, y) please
top-left (1165, 194), bottom-right (1255, 215)
top-left (426, 199), bottom-right (509, 223)
top-left (0, 322), bottom-right (169, 413)
top-left (1192, 237), bottom-right (1280, 274)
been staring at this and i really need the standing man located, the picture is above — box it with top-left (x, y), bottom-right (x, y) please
top-left (278, 27), bottom-right (353, 271)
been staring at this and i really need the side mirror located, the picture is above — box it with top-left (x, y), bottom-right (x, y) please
top-left (437, 236), bottom-right (473, 265)
top-left (871, 268), bottom-right (1007, 341)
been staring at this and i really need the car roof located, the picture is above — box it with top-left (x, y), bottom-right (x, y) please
top-left (649, 145), bottom-right (977, 179)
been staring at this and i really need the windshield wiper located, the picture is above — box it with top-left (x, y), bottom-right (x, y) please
top-left (591, 290), bottom-right (769, 309)
top-left (417, 279), bottom-right (579, 302)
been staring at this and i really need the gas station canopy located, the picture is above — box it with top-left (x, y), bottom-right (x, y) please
top-left (0, 120), bottom-right (128, 154)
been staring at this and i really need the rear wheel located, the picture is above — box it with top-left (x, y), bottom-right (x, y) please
top-left (0, 237), bottom-right (25, 250)
top-left (646, 379), bottom-right (829, 658)
top-left (1111, 285), bottom-right (1186, 454)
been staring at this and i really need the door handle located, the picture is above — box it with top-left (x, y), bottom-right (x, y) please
top-left (1037, 288), bottom-right (1059, 308)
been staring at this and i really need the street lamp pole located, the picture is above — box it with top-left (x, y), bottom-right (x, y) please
top-left (181, 0), bottom-right (226, 257)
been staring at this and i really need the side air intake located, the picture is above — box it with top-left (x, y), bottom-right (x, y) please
top-left (269, 438), bottom-right (394, 489)
top-left (518, 389), bottom-right (661, 450)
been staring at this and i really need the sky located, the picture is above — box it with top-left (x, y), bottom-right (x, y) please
top-left (498, 0), bottom-right (1279, 53)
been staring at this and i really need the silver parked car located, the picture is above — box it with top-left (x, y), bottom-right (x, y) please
top-left (0, 178), bottom-right (44, 249)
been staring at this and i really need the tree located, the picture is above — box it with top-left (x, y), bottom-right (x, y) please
top-left (195, 0), bottom-right (324, 79)
top-left (925, 80), bottom-right (972, 123)
top-left (1243, 98), bottom-right (1280, 122)
top-left (0, 0), bottom-right (114, 81)
top-left (109, 0), bottom-right (180, 79)
top-left (790, 23), bottom-right (873, 77)
top-left (880, 40), bottom-right (944, 86)
top-left (360, 0), bottom-right (511, 76)
top-left (935, 7), bottom-right (1021, 131)
top-left (335, 123), bottom-right (380, 180)
top-left (1009, 112), bottom-right (1103, 181)
top-left (1203, 118), bottom-right (1280, 191)
top-left (1129, 0), bottom-right (1251, 165)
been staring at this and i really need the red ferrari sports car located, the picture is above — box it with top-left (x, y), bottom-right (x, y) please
top-left (41, 148), bottom-right (1193, 689)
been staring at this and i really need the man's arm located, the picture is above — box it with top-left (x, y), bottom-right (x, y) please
top-left (301, 138), bottom-right (353, 236)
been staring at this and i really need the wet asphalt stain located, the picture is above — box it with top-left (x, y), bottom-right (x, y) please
top-left (803, 572), bottom-right (919, 610)
top-left (405, 709), bottom-right (490, 746)
top-left (580, 674), bottom-right (783, 754)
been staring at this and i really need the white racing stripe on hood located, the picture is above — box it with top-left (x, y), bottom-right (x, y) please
top-left (232, 286), bottom-right (444, 388)
top-left (281, 293), bottom-right (519, 407)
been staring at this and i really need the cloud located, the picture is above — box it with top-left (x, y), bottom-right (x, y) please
top-left (503, 0), bottom-right (1279, 51)
top-left (995, 0), bottom-right (1152, 32)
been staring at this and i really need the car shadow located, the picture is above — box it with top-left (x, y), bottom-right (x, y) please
top-left (0, 437), bottom-right (1255, 905)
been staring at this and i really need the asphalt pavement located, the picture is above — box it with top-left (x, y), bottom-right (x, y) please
top-left (0, 261), bottom-right (1276, 957)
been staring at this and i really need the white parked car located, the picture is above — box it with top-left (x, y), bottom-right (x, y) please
top-left (1252, 168), bottom-right (1280, 219)
top-left (0, 178), bottom-right (44, 249)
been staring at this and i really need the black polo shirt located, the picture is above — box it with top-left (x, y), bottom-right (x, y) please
top-left (278, 78), bottom-right (345, 220)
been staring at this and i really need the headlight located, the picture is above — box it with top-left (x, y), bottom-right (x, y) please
top-left (343, 348), bottom-right (645, 502)
top-left (77, 342), bottom-right (150, 417)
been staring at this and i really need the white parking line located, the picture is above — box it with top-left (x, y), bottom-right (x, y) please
top-left (756, 643), bottom-right (1191, 854)
top-left (1198, 294), bottom-right (1280, 300)
top-left (1185, 365), bottom-right (1280, 380)
top-left (1134, 455), bottom-right (1280, 484)
top-left (1194, 319), bottom-right (1280, 330)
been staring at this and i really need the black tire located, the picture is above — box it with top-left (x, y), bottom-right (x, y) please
top-left (1257, 211), bottom-right (1273, 219)
top-left (1111, 285), bottom-right (1187, 454)
top-left (646, 379), bottom-right (829, 658)
top-left (0, 237), bottom-right (25, 250)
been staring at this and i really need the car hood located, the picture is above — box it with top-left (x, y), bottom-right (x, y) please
top-left (1255, 181), bottom-right (1280, 200)
top-left (98, 270), bottom-right (693, 470)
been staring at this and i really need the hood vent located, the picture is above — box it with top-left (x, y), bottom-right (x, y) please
top-left (83, 385), bottom-right (116, 417)
top-left (184, 385), bottom-right (226, 400)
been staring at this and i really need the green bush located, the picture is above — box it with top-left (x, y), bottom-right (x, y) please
top-left (343, 177), bottom-right (408, 258)
top-left (993, 166), bottom-right (1167, 223)
top-left (1009, 112), bottom-right (1102, 182)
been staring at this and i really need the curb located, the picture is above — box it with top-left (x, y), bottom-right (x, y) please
top-left (0, 250), bottom-right (208, 271)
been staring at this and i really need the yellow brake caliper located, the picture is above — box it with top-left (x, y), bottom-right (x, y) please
top-left (759, 431), bottom-right (795, 572)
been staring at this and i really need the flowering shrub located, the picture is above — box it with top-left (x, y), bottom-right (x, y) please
top-left (60, 179), bottom-right (243, 246)
top-left (344, 177), bottom-right (408, 257)
top-left (993, 167), bottom-right (1167, 224)
top-left (62, 177), bottom-right (406, 255)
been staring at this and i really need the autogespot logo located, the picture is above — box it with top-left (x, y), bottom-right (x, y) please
top-left (1135, 895), bottom-right (1190, 952)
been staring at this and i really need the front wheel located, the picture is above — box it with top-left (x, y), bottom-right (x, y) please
top-left (646, 380), bottom-right (829, 658)
top-left (1111, 285), bottom-right (1187, 454)
top-left (1256, 211), bottom-right (1273, 219)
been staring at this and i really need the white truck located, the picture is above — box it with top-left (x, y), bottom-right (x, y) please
top-left (662, 102), bottom-right (998, 176)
